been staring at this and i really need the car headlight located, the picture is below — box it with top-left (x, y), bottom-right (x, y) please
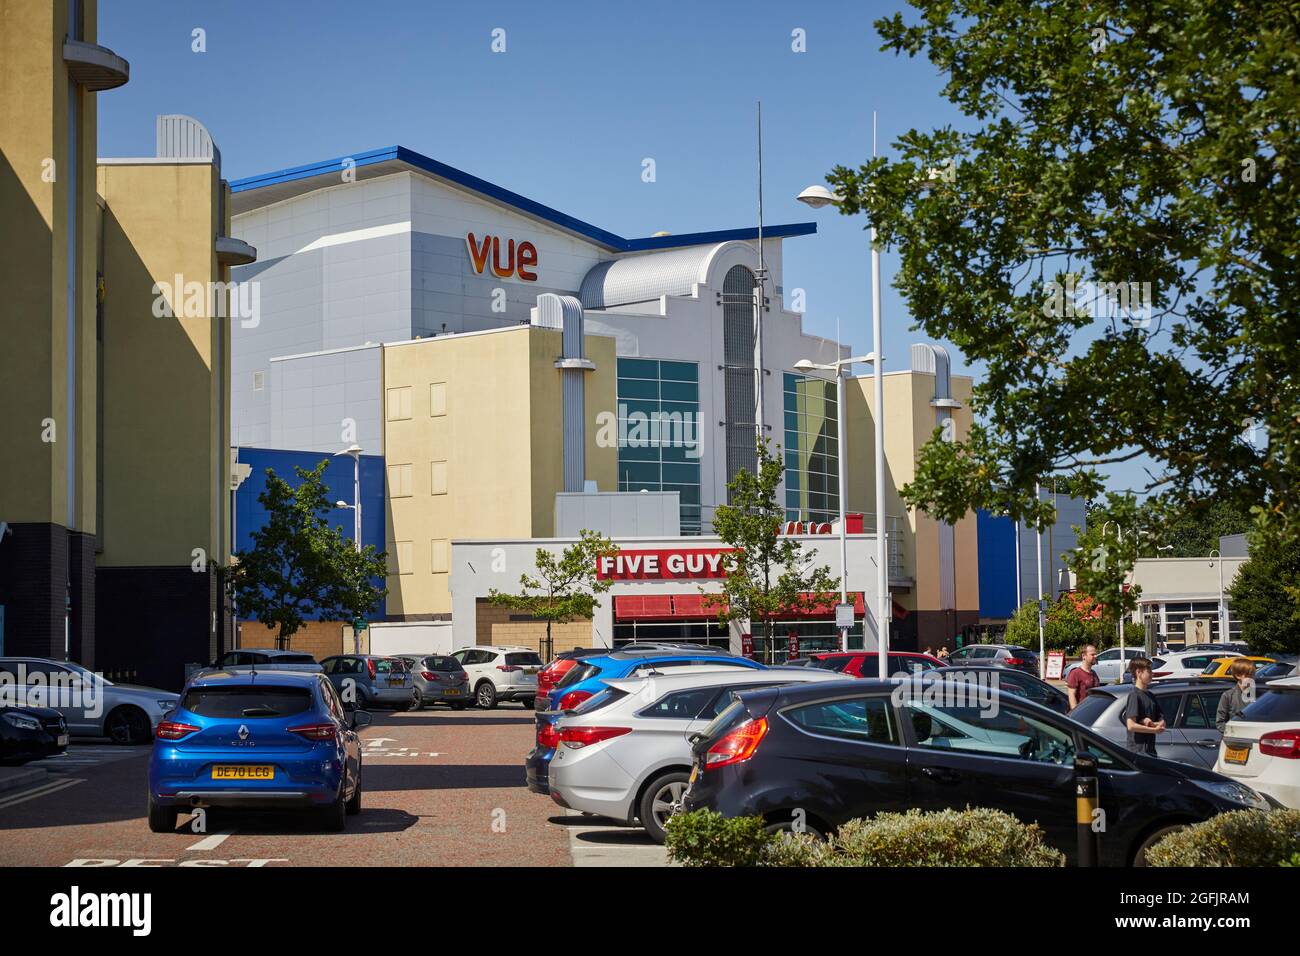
top-left (1193, 778), bottom-right (1270, 810)
top-left (2, 712), bottom-right (40, 731)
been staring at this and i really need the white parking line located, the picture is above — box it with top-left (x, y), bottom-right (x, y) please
top-left (186, 829), bottom-right (236, 851)
top-left (0, 777), bottom-right (84, 809)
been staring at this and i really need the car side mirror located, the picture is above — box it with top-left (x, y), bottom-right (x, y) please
top-left (350, 709), bottom-right (372, 730)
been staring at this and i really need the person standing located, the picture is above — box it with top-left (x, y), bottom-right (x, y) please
top-left (1122, 658), bottom-right (1166, 755)
top-left (1067, 643), bottom-right (1101, 711)
top-left (1215, 659), bottom-right (1258, 733)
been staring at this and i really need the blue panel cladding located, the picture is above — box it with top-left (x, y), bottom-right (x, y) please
top-left (234, 447), bottom-right (386, 620)
top-left (977, 508), bottom-right (1018, 620)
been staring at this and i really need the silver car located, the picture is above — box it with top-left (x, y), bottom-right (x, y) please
top-left (548, 665), bottom-right (846, 843)
top-left (1067, 680), bottom-right (1240, 767)
top-left (0, 657), bottom-right (178, 744)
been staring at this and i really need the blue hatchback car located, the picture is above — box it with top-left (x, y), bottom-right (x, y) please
top-left (148, 670), bottom-right (370, 833)
top-left (525, 646), bottom-right (764, 794)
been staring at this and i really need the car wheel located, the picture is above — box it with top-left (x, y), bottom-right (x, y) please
top-left (638, 771), bottom-right (690, 844)
top-left (147, 794), bottom-right (178, 834)
top-left (345, 773), bottom-right (362, 816)
top-left (106, 706), bottom-right (151, 745)
top-left (320, 783), bottom-right (347, 832)
top-left (408, 690), bottom-right (423, 712)
top-left (476, 681), bottom-right (498, 709)
top-left (1133, 824), bottom-right (1186, 866)
top-left (764, 817), bottom-right (825, 840)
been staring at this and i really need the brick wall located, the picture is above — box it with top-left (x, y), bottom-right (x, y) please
top-left (236, 619), bottom-right (367, 660)
top-left (473, 600), bottom-right (592, 656)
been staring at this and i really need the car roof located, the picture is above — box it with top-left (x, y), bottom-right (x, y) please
top-left (601, 647), bottom-right (736, 661)
top-left (1266, 676), bottom-right (1300, 690)
top-left (230, 648), bottom-right (314, 656)
top-left (186, 670), bottom-right (323, 688)
top-left (452, 645), bottom-right (536, 654)
top-left (601, 665), bottom-right (842, 692)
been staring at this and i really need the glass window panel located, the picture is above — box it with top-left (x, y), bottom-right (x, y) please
top-left (617, 378), bottom-right (660, 400)
top-left (617, 358), bottom-right (659, 380)
top-left (659, 361), bottom-right (697, 382)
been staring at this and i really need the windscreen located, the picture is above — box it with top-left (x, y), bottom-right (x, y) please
top-left (181, 686), bottom-right (313, 718)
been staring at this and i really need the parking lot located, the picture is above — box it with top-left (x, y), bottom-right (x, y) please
top-left (0, 706), bottom-right (667, 868)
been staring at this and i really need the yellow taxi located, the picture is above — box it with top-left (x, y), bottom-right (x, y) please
top-left (1198, 656), bottom-right (1278, 679)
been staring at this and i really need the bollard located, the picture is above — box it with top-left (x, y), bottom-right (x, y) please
top-left (1074, 750), bottom-right (1100, 867)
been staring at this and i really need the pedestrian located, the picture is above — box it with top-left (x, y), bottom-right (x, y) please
top-left (1122, 657), bottom-right (1166, 755)
top-left (1067, 643), bottom-right (1101, 711)
top-left (923, 645), bottom-right (934, 657)
top-left (937, 646), bottom-right (950, 660)
top-left (1215, 658), bottom-right (1257, 733)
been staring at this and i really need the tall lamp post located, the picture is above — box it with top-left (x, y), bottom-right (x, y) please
top-left (334, 443), bottom-right (363, 654)
top-left (1208, 550), bottom-right (1225, 642)
top-left (794, 354), bottom-right (874, 652)
top-left (797, 183), bottom-right (890, 678)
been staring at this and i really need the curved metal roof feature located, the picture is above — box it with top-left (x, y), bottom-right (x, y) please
top-left (579, 241), bottom-right (753, 310)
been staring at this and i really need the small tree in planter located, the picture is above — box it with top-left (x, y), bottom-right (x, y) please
top-left (708, 438), bottom-right (842, 661)
top-left (488, 530), bottom-right (618, 659)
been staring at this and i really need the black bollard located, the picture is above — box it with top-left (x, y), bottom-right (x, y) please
top-left (1074, 750), bottom-right (1100, 867)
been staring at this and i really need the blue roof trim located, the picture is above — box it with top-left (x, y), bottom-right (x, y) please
top-left (229, 145), bottom-right (816, 253)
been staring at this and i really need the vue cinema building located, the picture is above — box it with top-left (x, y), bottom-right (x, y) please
top-left (0, 1), bottom-right (251, 687)
top-left (230, 146), bottom-right (981, 657)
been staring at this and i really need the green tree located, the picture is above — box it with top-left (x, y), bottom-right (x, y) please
top-left (825, 1), bottom-right (1298, 551)
top-left (1004, 594), bottom-right (1110, 652)
top-left (1066, 492), bottom-right (1155, 631)
top-left (1142, 498), bottom-right (1255, 557)
top-left (708, 439), bottom-right (842, 658)
top-left (1227, 537), bottom-right (1300, 656)
top-left (488, 531), bottom-right (618, 658)
top-left (229, 461), bottom-right (388, 650)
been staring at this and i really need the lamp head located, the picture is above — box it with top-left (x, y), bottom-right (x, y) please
top-left (796, 185), bottom-right (843, 209)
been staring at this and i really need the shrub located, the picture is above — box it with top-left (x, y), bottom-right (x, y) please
top-left (664, 810), bottom-right (774, 867)
top-left (1145, 809), bottom-right (1300, 867)
top-left (665, 807), bottom-right (1065, 867)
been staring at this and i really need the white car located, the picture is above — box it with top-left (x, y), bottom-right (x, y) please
top-left (1214, 675), bottom-right (1300, 809)
top-left (548, 665), bottom-right (847, 843)
top-left (1063, 647), bottom-right (1150, 684)
top-left (450, 645), bottom-right (542, 710)
top-left (1151, 649), bottom-right (1243, 680)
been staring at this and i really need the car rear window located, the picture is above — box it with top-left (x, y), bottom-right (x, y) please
top-left (181, 686), bottom-right (313, 718)
top-left (274, 654), bottom-right (317, 664)
top-left (1241, 689), bottom-right (1300, 723)
top-left (809, 656), bottom-right (851, 672)
top-left (571, 688), bottom-right (627, 715)
top-left (375, 659), bottom-right (408, 674)
top-left (422, 656), bottom-right (462, 671)
top-left (1068, 692), bottom-right (1116, 726)
top-left (557, 662), bottom-right (600, 688)
top-left (506, 653), bottom-right (543, 667)
top-left (697, 698), bottom-right (747, 743)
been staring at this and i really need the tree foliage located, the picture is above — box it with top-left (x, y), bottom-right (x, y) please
top-left (826, 1), bottom-right (1299, 552)
top-left (708, 439), bottom-right (842, 649)
top-left (1004, 594), bottom-right (1111, 652)
top-left (1227, 535), bottom-right (1300, 655)
top-left (229, 461), bottom-right (388, 649)
top-left (488, 531), bottom-right (619, 655)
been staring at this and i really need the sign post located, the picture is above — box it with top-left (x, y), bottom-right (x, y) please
top-left (834, 602), bottom-right (854, 653)
top-left (1045, 650), bottom-right (1065, 681)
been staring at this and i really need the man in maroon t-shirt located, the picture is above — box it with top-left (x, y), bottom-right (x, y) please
top-left (1067, 644), bottom-right (1101, 711)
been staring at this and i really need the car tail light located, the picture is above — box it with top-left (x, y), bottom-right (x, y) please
top-left (1259, 730), bottom-right (1300, 759)
top-left (498, 664), bottom-right (522, 672)
top-left (704, 717), bottom-right (769, 770)
top-left (420, 671), bottom-right (442, 682)
top-left (366, 659), bottom-right (377, 680)
top-left (288, 723), bottom-right (339, 741)
top-left (557, 690), bottom-right (594, 711)
top-left (538, 659), bottom-right (576, 693)
top-left (155, 720), bottom-right (200, 740)
top-left (1152, 671), bottom-right (1171, 678)
top-left (1004, 657), bottom-right (1024, 666)
top-left (558, 726), bottom-right (632, 749)
top-left (538, 722), bottom-right (561, 750)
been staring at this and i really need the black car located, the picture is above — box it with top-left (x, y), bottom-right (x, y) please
top-left (944, 644), bottom-right (1040, 674)
top-left (1, 705), bottom-right (69, 765)
top-left (933, 665), bottom-right (1070, 714)
top-left (682, 679), bottom-right (1274, 866)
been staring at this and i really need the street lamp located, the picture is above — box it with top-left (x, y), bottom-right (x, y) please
top-left (794, 354), bottom-right (874, 653)
top-left (334, 444), bottom-right (363, 653)
top-left (797, 183), bottom-right (890, 679)
top-left (1208, 550), bottom-right (1225, 642)
top-left (1101, 520), bottom-right (1136, 662)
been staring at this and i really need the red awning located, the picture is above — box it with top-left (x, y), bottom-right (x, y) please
top-left (614, 592), bottom-right (900, 622)
top-left (613, 595), bottom-right (675, 621)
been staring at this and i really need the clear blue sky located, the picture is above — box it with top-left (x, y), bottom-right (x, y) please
top-left (97, 0), bottom-right (1144, 494)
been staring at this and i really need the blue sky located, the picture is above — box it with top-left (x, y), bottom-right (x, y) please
top-left (97, 0), bottom-right (1144, 494)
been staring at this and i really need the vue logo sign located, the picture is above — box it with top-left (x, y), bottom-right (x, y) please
top-left (466, 232), bottom-right (538, 282)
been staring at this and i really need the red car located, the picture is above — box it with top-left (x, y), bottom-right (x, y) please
top-left (805, 651), bottom-right (946, 678)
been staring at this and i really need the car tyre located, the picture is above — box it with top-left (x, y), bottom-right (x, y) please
top-left (476, 681), bottom-right (498, 709)
top-left (320, 783), bottom-right (347, 832)
top-left (147, 795), bottom-right (178, 834)
top-left (345, 773), bottom-right (362, 816)
top-left (764, 817), bottom-right (825, 840)
top-left (408, 690), bottom-right (423, 711)
top-left (1133, 824), bottom-right (1185, 866)
top-left (106, 705), bottom-right (151, 745)
top-left (638, 771), bottom-right (690, 844)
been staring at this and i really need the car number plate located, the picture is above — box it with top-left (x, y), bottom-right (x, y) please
top-left (389, 678), bottom-right (404, 686)
top-left (444, 688), bottom-right (460, 695)
top-left (1224, 745), bottom-right (1250, 765)
top-left (56, 734), bottom-right (69, 747)
top-left (212, 765), bottom-right (274, 780)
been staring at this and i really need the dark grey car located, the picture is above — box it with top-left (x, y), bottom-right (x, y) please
top-left (1067, 680), bottom-right (1249, 768)
top-left (396, 655), bottom-right (471, 709)
top-left (321, 655), bottom-right (418, 710)
top-left (946, 643), bottom-right (1040, 674)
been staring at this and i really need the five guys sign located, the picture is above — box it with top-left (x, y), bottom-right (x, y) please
top-left (596, 548), bottom-right (734, 581)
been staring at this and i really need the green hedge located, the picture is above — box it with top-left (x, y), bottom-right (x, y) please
top-left (1145, 809), bottom-right (1300, 867)
top-left (665, 807), bottom-right (1065, 867)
